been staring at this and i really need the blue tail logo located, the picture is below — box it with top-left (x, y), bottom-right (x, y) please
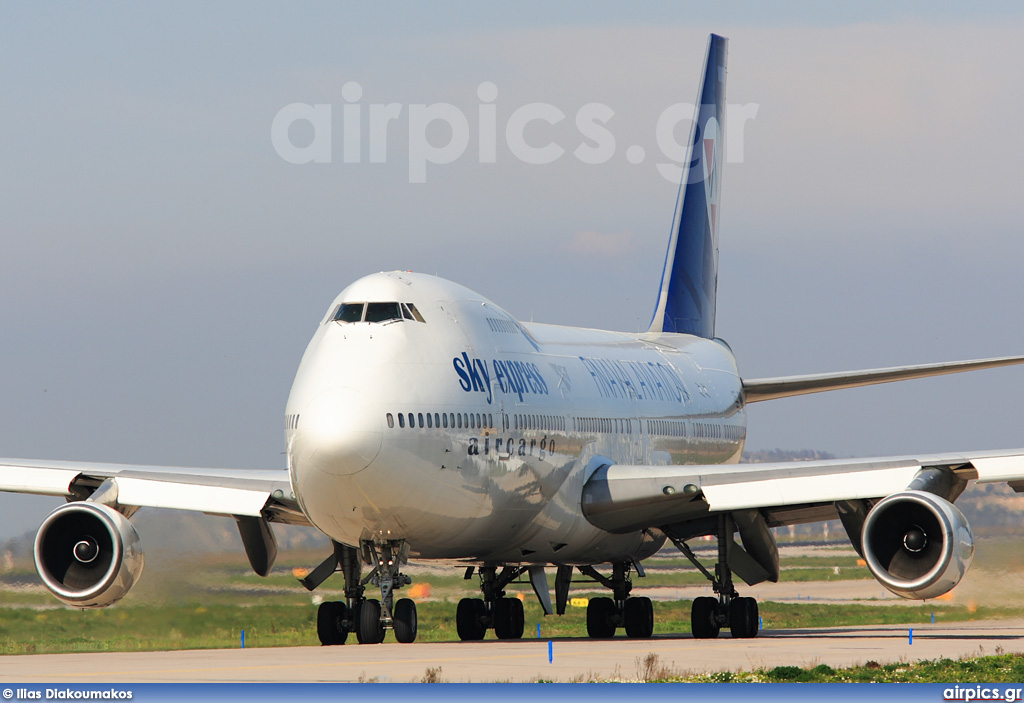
top-left (649, 34), bottom-right (728, 338)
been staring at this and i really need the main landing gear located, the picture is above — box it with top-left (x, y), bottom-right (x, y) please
top-left (669, 515), bottom-right (760, 639)
top-left (456, 566), bottom-right (527, 641)
top-left (306, 540), bottom-right (419, 645)
top-left (577, 562), bottom-right (654, 639)
top-left (452, 561), bottom-right (655, 641)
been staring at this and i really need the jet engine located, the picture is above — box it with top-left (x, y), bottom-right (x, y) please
top-left (34, 502), bottom-right (145, 608)
top-left (861, 489), bottom-right (973, 600)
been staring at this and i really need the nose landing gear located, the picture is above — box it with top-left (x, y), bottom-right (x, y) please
top-left (305, 539), bottom-right (418, 645)
top-left (368, 540), bottom-right (416, 644)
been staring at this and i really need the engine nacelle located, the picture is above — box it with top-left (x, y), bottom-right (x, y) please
top-left (34, 502), bottom-right (145, 608)
top-left (862, 489), bottom-right (973, 600)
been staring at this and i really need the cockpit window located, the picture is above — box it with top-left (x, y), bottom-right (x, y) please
top-left (365, 302), bottom-right (402, 323)
top-left (405, 303), bottom-right (425, 322)
top-left (331, 301), bottom-right (424, 324)
top-left (333, 303), bottom-right (364, 323)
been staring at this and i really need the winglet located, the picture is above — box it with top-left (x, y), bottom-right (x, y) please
top-left (649, 34), bottom-right (728, 338)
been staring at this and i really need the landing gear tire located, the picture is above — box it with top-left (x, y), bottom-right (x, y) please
top-left (456, 597), bottom-right (486, 641)
top-left (316, 601), bottom-right (349, 645)
top-left (393, 597), bottom-right (418, 644)
top-left (729, 596), bottom-right (759, 639)
top-left (356, 598), bottom-right (385, 644)
top-left (691, 596), bottom-right (721, 639)
top-left (494, 597), bottom-right (525, 640)
top-left (586, 596), bottom-right (617, 638)
top-left (624, 596), bottom-right (654, 639)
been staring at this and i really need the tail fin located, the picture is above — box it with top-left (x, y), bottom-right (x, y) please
top-left (649, 34), bottom-right (728, 338)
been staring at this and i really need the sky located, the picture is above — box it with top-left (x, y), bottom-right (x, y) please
top-left (2, 2), bottom-right (1024, 538)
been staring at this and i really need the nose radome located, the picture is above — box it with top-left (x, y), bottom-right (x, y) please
top-left (295, 387), bottom-right (382, 476)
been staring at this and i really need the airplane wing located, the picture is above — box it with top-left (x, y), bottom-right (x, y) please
top-left (583, 449), bottom-right (1024, 534)
top-left (0, 457), bottom-right (308, 526)
top-left (742, 355), bottom-right (1024, 403)
top-left (581, 449), bottom-right (1024, 591)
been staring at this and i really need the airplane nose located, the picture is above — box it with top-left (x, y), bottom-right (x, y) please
top-left (294, 387), bottom-right (382, 476)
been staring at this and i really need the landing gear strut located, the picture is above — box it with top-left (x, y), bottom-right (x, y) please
top-left (669, 515), bottom-right (759, 639)
top-left (310, 540), bottom-right (418, 645)
top-left (367, 540), bottom-right (417, 644)
top-left (313, 542), bottom-right (363, 645)
top-left (456, 565), bottom-right (526, 641)
top-left (578, 561), bottom-right (653, 639)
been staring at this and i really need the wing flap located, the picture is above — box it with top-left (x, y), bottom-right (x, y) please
top-left (0, 463), bottom-right (79, 496)
top-left (971, 456), bottom-right (1024, 483)
top-left (0, 457), bottom-right (302, 522)
top-left (701, 464), bottom-right (918, 511)
top-left (114, 477), bottom-right (270, 516)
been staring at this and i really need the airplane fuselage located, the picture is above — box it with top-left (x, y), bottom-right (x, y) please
top-left (286, 272), bottom-right (745, 564)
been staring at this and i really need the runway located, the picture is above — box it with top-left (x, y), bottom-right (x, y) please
top-left (4, 618), bottom-right (1024, 683)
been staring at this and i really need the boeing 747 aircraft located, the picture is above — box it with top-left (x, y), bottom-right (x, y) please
top-left (4, 34), bottom-right (1024, 645)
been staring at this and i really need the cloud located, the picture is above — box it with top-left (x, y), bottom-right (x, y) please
top-left (562, 229), bottom-right (636, 256)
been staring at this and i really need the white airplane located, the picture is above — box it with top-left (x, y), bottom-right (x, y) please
top-left (4, 34), bottom-right (1024, 645)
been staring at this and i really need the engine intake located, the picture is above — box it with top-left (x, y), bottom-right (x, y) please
top-left (862, 489), bottom-right (973, 600)
top-left (34, 502), bottom-right (145, 608)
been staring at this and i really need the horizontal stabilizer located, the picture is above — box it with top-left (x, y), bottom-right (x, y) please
top-left (742, 355), bottom-right (1024, 403)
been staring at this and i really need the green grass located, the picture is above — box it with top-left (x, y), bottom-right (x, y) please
top-left (631, 652), bottom-right (1024, 683)
top-left (4, 599), bottom-right (1023, 655)
top-left (0, 603), bottom-right (316, 654)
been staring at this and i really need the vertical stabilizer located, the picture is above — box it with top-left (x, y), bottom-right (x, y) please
top-left (649, 34), bottom-right (728, 338)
